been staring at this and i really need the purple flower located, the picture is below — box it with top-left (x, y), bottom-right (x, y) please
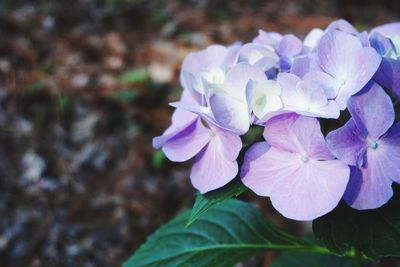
top-left (246, 79), bottom-right (283, 120)
top-left (173, 63), bottom-right (267, 135)
top-left (370, 23), bottom-right (400, 98)
top-left (326, 19), bottom-right (359, 35)
top-left (180, 43), bottom-right (241, 99)
top-left (253, 30), bottom-right (282, 49)
top-left (206, 63), bottom-right (266, 134)
top-left (307, 30), bottom-right (381, 109)
top-left (254, 72), bottom-right (340, 124)
top-left (295, 19), bottom-right (358, 54)
top-left (374, 58), bottom-right (400, 99)
top-left (276, 34), bottom-right (303, 71)
top-left (253, 30), bottom-right (303, 72)
top-left (153, 90), bottom-right (242, 193)
top-left (153, 20), bottom-right (400, 211)
top-left (371, 22), bottom-right (400, 37)
top-left (241, 113), bottom-right (350, 220)
top-left (238, 43), bottom-right (279, 72)
top-left (326, 82), bottom-right (400, 209)
top-left (303, 28), bottom-right (324, 52)
top-left (277, 73), bottom-right (340, 119)
top-left (301, 19), bottom-right (358, 52)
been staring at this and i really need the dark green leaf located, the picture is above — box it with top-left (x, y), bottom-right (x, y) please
top-left (242, 126), bottom-right (264, 146)
top-left (111, 90), bottom-right (139, 103)
top-left (57, 95), bottom-right (70, 110)
top-left (118, 68), bottom-right (149, 84)
top-left (313, 186), bottom-right (400, 260)
top-left (28, 80), bottom-right (46, 91)
top-left (152, 150), bottom-right (166, 169)
top-left (271, 251), bottom-right (352, 267)
top-left (186, 179), bottom-right (247, 227)
top-left (124, 199), bottom-right (332, 267)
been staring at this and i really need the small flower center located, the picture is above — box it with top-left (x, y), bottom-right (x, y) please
top-left (209, 129), bottom-right (216, 137)
top-left (300, 154), bottom-right (309, 163)
top-left (202, 67), bottom-right (226, 85)
top-left (369, 140), bottom-right (379, 150)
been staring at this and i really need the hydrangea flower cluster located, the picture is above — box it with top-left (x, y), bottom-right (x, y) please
top-left (153, 20), bottom-right (400, 221)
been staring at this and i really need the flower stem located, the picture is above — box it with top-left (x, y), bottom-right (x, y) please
top-left (349, 249), bottom-right (364, 267)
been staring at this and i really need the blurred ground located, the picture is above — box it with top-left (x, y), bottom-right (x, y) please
top-left (0, 1), bottom-right (399, 267)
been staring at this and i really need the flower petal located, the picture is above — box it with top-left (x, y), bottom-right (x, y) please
top-left (343, 156), bottom-right (394, 210)
top-left (317, 30), bottom-right (363, 79)
top-left (153, 95), bottom-right (199, 150)
top-left (344, 123), bottom-right (400, 209)
top-left (278, 75), bottom-right (340, 119)
top-left (277, 34), bottom-right (303, 58)
top-left (240, 141), bottom-right (271, 179)
top-left (326, 19), bottom-right (359, 34)
top-left (209, 91), bottom-right (250, 134)
top-left (191, 150), bottom-right (238, 194)
top-left (290, 55), bottom-right (311, 78)
top-left (211, 125), bottom-right (242, 161)
top-left (242, 147), bottom-right (349, 220)
top-left (161, 118), bottom-right (212, 162)
top-left (222, 42), bottom-right (242, 66)
top-left (253, 30), bottom-right (282, 49)
top-left (263, 113), bottom-right (333, 160)
top-left (371, 22), bottom-right (400, 37)
top-left (238, 43), bottom-right (279, 71)
top-left (220, 63), bottom-right (267, 100)
top-left (271, 157), bottom-right (349, 220)
top-left (348, 81), bottom-right (395, 139)
top-left (247, 79), bottom-right (283, 119)
top-left (380, 122), bottom-right (400, 184)
top-left (326, 119), bottom-right (367, 166)
top-left (334, 47), bottom-right (382, 109)
top-left (304, 71), bottom-right (340, 99)
top-left (295, 100), bottom-right (340, 119)
top-left (241, 148), bottom-right (296, 197)
top-left (373, 58), bottom-right (400, 99)
top-left (317, 30), bottom-right (381, 109)
top-left (207, 63), bottom-right (267, 134)
top-left (171, 90), bottom-right (201, 126)
top-left (303, 28), bottom-right (324, 51)
top-left (181, 45), bottom-right (228, 74)
top-left (369, 32), bottom-right (397, 58)
top-left (190, 128), bottom-right (242, 193)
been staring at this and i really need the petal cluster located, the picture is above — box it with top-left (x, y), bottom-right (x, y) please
top-left (326, 82), bottom-right (400, 209)
top-left (153, 19), bottom-right (400, 220)
top-left (241, 114), bottom-right (349, 220)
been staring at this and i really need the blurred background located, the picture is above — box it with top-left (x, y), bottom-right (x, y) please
top-left (0, 1), bottom-right (399, 267)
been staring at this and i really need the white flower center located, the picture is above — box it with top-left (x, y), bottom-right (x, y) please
top-left (391, 35), bottom-right (400, 58)
top-left (300, 154), bottom-right (309, 163)
top-left (208, 129), bottom-right (216, 137)
top-left (249, 80), bottom-right (283, 119)
top-left (202, 67), bottom-right (226, 85)
top-left (369, 140), bottom-right (379, 150)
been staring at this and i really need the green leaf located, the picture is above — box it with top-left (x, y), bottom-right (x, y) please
top-left (313, 186), bottom-right (400, 260)
top-left (271, 251), bottom-right (352, 267)
top-left (57, 95), bottom-right (70, 110)
top-left (28, 80), bottom-right (45, 91)
top-left (118, 68), bottom-right (149, 84)
top-left (242, 126), bottom-right (264, 146)
top-left (186, 179), bottom-right (247, 227)
top-left (111, 89), bottom-right (139, 103)
top-left (123, 199), bottom-right (333, 267)
top-left (152, 150), bottom-right (166, 169)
